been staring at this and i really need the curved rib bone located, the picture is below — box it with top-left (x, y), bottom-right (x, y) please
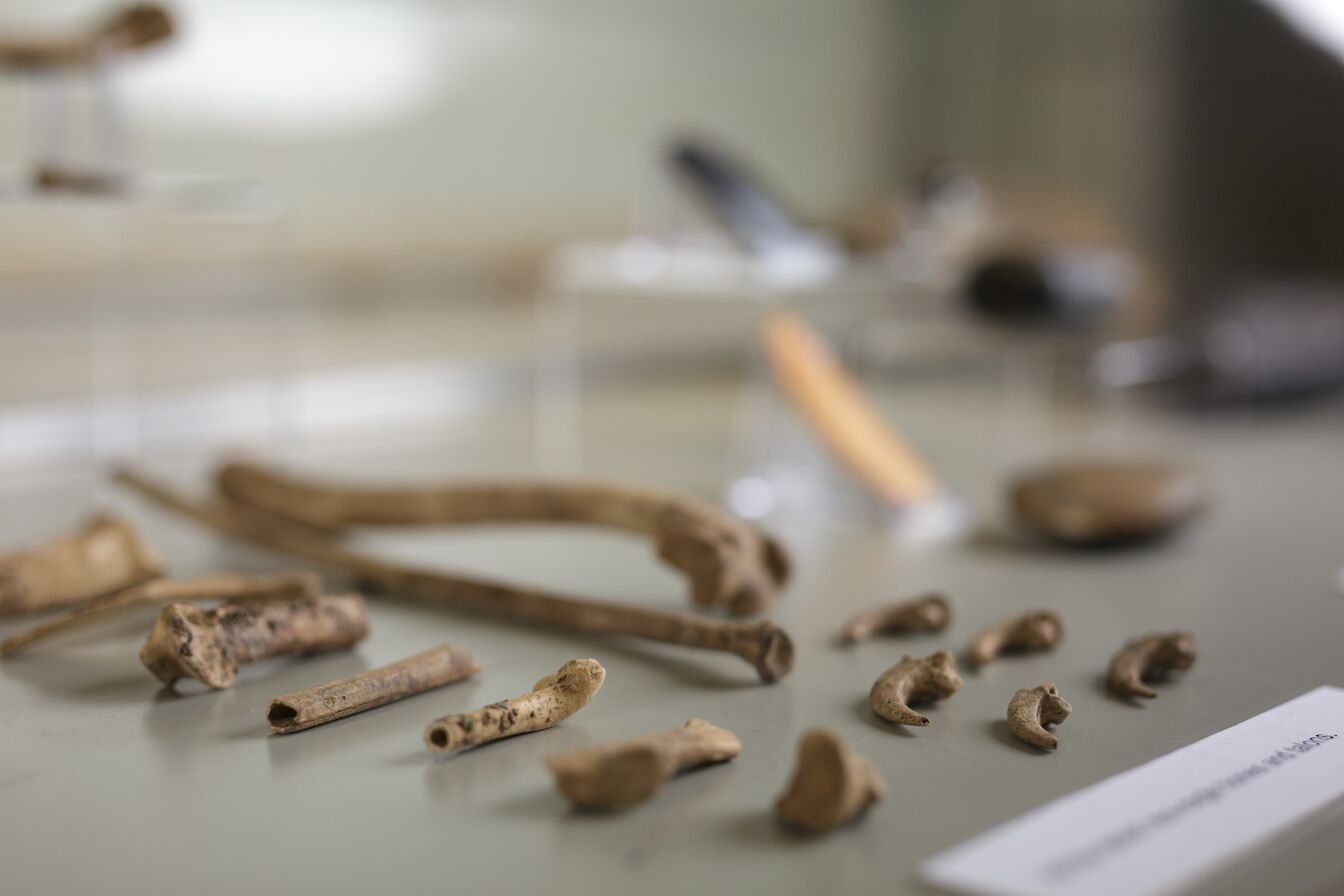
top-left (114, 467), bottom-right (794, 684)
top-left (0, 514), bottom-right (162, 618)
top-left (140, 594), bottom-right (368, 689)
top-left (966, 609), bottom-right (1063, 667)
top-left (775, 728), bottom-right (885, 833)
top-left (841, 592), bottom-right (950, 644)
top-left (546, 719), bottom-right (741, 811)
top-left (216, 461), bottom-right (790, 617)
top-left (869, 650), bottom-right (962, 726)
top-left (1007, 683), bottom-right (1072, 751)
top-left (425, 658), bottom-right (604, 753)
top-left (1, 570), bottom-right (320, 657)
top-left (1106, 631), bottom-right (1197, 699)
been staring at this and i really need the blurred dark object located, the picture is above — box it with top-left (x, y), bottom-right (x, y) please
top-left (0, 4), bottom-right (173, 71)
top-left (964, 248), bottom-right (1134, 329)
top-left (1159, 0), bottom-right (1344, 403)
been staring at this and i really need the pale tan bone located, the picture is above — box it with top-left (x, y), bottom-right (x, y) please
top-left (761, 311), bottom-right (940, 506)
top-left (1007, 683), bottom-right (1072, 751)
top-left (0, 514), bottom-right (162, 618)
top-left (114, 468), bottom-right (794, 684)
top-left (545, 719), bottom-right (740, 811)
top-left (841, 592), bottom-right (950, 644)
top-left (216, 461), bottom-right (790, 617)
top-left (0, 5), bottom-right (173, 71)
top-left (140, 594), bottom-right (368, 689)
top-left (870, 650), bottom-right (962, 726)
top-left (268, 644), bottom-right (479, 734)
top-left (1106, 631), bottom-right (1197, 699)
top-left (966, 609), bottom-right (1063, 667)
top-left (1, 571), bottom-right (320, 657)
top-left (775, 728), bottom-right (884, 833)
top-left (424, 658), bottom-right (604, 753)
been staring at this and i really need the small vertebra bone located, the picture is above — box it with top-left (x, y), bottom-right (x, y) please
top-left (966, 609), bottom-right (1062, 667)
top-left (1107, 631), bottom-right (1197, 699)
top-left (425, 658), bottom-right (605, 753)
top-left (0, 515), bottom-right (162, 618)
top-left (545, 719), bottom-right (740, 811)
top-left (1007, 683), bottom-right (1072, 751)
top-left (775, 728), bottom-right (885, 833)
top-left (140, 594), bottom-right (368, 689)
top-left (870, 650), bottom-right (963, 726)
top-left (841, 592), bottom-right (950, 644)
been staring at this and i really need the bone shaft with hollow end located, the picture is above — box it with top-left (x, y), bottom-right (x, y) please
top-left (113, 468), bottom-right (794, 683)
top-left (268, 644), bottom-right (479, 733)
top-left (0, 515), bottom-right (161, 617)
top-left (0, 570), bottom-right (319, 657)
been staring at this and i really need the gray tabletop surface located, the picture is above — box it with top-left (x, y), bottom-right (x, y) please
top-left (2, 369), bottom-right (1342, 896)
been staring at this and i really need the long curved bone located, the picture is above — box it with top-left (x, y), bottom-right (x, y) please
top-left (775, 728), bottom-right (885, 833)
top-left (1106, 631), bottom-right (1197, 699)
top-left (869, 650), bottom-right (963, 726)
top-left (114, 467), bottom-right (794, 684)
top-left (0, 514), bottom-right (162, 618)
top-left (1, 570), bottom-right (320, 657)
top-left (140, 594), bottom-right (368, 689)
top-left (841, 592), bottom-right (950, 644)
top-left (0, 5), bottom-right (173, 71)
top-left (546, 719), bottom-right (741, 811)
top-left (966, 610), bottom-right (1063, 667)
top-left (1007, 683), bottom-right (1072, 751)
top-left (216, 461), bottom-right (790, 617)
top-left (425, 658), bottom-right (605, 753)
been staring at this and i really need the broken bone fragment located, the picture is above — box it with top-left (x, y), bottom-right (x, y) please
top-left (1106, 631), bottom-right (1197, 699)
top-left (269, 643), bottom-right (479, 734)
top-left (775, 728), bottom-right (885, 833)
top-left (966, 609), bottom-right (1063, 667)
top-left (139, 594), bottom-right (369, 689)
top-left (1009, 459), bottom-right (1204, 546)
top-left (1007, 683), bottom-right (1072, 751)
top-left (424, 658), bottom-right (605, 754)
top-left (0, 514), bottom-right (162, 618)
top-left (545, 718), bottom-right (741, 811)
top-left (841, 592), bottom-right (951, 644)
top-left (870, 650), bottom-right (963, 726)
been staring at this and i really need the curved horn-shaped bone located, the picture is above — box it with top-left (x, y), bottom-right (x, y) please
top-left (841, 592), bottom-right (950, 644)
top-left (966, 610), bottom-right (1062, 668)
top-left (775, 728), bottom-right (885, 834)
top-left (1106, 631), bottom-right (1197, 699)
top-left (1007, 683), bottom-right (1072, 751)
top-left (546, 719), bottom-right (740, 811)
top-left (216, 461), bottom-right (790, 617)
top-left (869, 650), bottom-right (962, 726)
top-left (425, 658), bottom-right (605, 753)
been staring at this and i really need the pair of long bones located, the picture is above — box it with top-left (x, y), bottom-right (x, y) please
top-left (104, 462), bottom-right (794, 684)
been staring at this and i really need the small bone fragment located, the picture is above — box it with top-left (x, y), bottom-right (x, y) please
top-left (545, 719), bottom-right (741, 811)
top-left (216, 461), bottom-right (790, 616)
top-left (140, 594), bottom-right (368, 689)
top-left (0, 515), bottom-right (162, 618)
top-left (870, 650), bottom-right (963, 726)
top-left (1007, 683), bottom-right (1072, 751)
top-left (966, 609), bottom-right (1063, 667)
top-left (114, 468), bottom-right (795, 683)
top-left (268, 644), bottom-right (478, 734)
top-left (425, 658), bottom-right (605, 753)
top-left (775, 728), bottom-right (885, 833)
top-left (1, 571), bottom-right (320, 657)
top-left (841, 592), bottom-right (950, 644)
top-left (1106, 631), bottom-right (1197, 699)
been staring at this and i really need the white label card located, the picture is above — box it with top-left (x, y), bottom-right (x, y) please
top-left (922, 686), bottom-right (1344, 896)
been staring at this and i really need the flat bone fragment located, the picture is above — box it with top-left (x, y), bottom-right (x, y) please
top-left (268, 644), bottom-right (479, 734)
top-left (0, 515), bottom-right (162, 618)
top-left (140, 594), bottom-right (368, 689)
top-left (870, 650), bottom-right (963, 726)
top-left (841, 592), bottom-right (950, 644)
top-left (425, 658), bottom-right (605, 754)
top-left (546, 718), bottom-right (740, 810)
top-left (775, 728), bottom-right (885, 833)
